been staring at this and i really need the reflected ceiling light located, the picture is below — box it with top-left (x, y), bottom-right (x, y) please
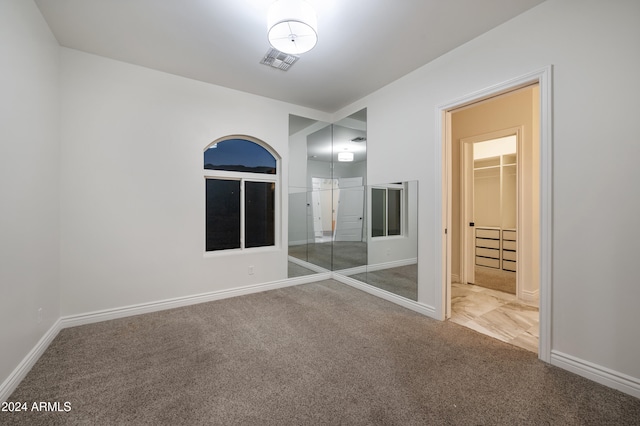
top-left (338, 152), bottom-right (354, 162)
top-left (268, 0), bottom-right (318, 55)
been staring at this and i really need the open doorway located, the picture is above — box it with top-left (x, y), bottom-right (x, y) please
top-left (439, 70), bottom-right (552, 359)
top-left (462, 134), bottom-right (519, 295)
top-left (453, 119), bottom-right (539, 352)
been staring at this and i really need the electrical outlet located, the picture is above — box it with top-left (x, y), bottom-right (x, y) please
top-left (248, 265), bottom-right (254, 275)
top-left (37, 308), bottom-right (42, 324)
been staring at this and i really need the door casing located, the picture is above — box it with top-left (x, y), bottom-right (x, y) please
top-left (435, 66), bottom-right (553, 362)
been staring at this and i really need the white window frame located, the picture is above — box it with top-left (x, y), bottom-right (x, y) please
top-left (203, 136), bottom-right (280, 254)
top-left (370, 183), bottom-right (405, 239)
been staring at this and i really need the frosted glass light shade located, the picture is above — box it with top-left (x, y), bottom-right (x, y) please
top-left (268, 0), bottom-right (318, 55)
top-left (338, 152), bottom-right (354, 162)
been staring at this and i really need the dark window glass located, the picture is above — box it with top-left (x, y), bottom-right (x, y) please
top-left (206, 179), bottom-right (241, 251)
top-left (371, 188), bottom-right (386, 237)
top-left (204, 139), bottom-right (276, 174)
top-left (388, 189), bottom-right (402, 236)
top-left (245, 181), bottom-right (275, 248)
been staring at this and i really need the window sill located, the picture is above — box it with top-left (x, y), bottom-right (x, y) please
top-left (370, 235), bottom-right (406, 241)
top-left (203, 245), bottom-right (280, 258)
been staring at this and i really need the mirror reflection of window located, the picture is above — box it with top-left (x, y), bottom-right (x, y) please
top-left (388, 188), bottom-right (402, 236)
top-left (371, 185), bottom-right (403, 238)
top-left (372, 188), bottom-right (386, 237)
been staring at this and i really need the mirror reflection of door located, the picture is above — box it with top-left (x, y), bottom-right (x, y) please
top-left (311, 179), bottom-right (323, 240)
top-left (311, 178), bottom-right (338, 242)
top-left (334, 177), bottom-right (364, 242)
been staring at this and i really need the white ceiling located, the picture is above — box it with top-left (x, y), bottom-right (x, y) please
top-left (35, 0), bottom-right (545, 113)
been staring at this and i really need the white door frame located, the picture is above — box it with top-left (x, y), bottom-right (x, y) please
top-left (460, 128), bottom-right (523, 298)
top-left (461, 138), bottom-right (475, 286)
top-left (435, 66), bottom-right (553, 363)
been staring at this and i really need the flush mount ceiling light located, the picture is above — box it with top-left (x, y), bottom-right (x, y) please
top-left (267, 0), bottom-right (318, 55)
top-left (338, 152), bottom-right (354, 162)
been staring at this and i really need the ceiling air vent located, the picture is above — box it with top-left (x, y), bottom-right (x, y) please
top-left (260, 48), bottom-right (299, 71)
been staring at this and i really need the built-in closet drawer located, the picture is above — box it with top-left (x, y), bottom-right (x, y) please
top-left (477, 228), bottom-right (500, 240)
top-left (503, 240), bottom-right (517, 251)
top-left (476, 256), bottom-right (500, 269)
top-left (502, 260), bottom-right (517, 272)
top-left (502, 230), bottom-right (516, 241)
top-left (501, 229), bottom-right (517, 272)
top-left (477, 247), bottom-right (500, 258)
top-left (502, 250), bottom-right (516, 261)
top-left (477, 238), bottom-right (500, 249)
top-left (475, 227), bottom-right (501, 269)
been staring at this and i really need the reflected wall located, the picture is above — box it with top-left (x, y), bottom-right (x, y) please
top-left (358, 181), bottom-right (419, 300)
top-left (287, 109), bottom-right (418, 301)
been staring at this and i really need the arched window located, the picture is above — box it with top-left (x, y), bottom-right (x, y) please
top-left (204, 137), bottom-right (278, 252)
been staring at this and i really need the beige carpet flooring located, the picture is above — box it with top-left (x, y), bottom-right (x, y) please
top-left (288, 241), bottom-right (367, 271)
top-left (287, 261), bottom-right (317, 278)
top-left (289, 242), bottom-right (417, 301)
top-left (349, 264), bottom-right (418, 301)
top-left (3, 280), bottom-right (639, 425)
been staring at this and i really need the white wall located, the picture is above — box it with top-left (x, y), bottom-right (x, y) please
top-left (58, 48), bottom-right (317, 316)
top-left (5, 0), bottom-right (640, 400)
top-left (0, 0), bottom-right (60, 390)
top-left (337, 0), bottom-right (640, 384)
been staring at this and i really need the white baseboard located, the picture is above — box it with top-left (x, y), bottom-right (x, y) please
top-left (1, 276), bottom-right (336, 403)
top-left (333, 265), bottom-right (367, 276)
top-left (334, 258), bottom-right (417, 277)
top-left (365, 258), bottom-right (417, 273)
top-left (0, 319), bottom-right (62, 403)
top-left (521, 288), bottom-right (539, 303)
top-left (5, 279), bottom-right (640, 403)
top-left (284, 272), bottom-right (332, 285)
top-left (550, 350), bottom-right (640, 399)
top-left (332, 273), bottom-right (437, 319)
top-left (61, 278), bottom-right (311, 329)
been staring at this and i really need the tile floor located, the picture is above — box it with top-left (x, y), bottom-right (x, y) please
top-left (450, 282), bottom-right (539, 353)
